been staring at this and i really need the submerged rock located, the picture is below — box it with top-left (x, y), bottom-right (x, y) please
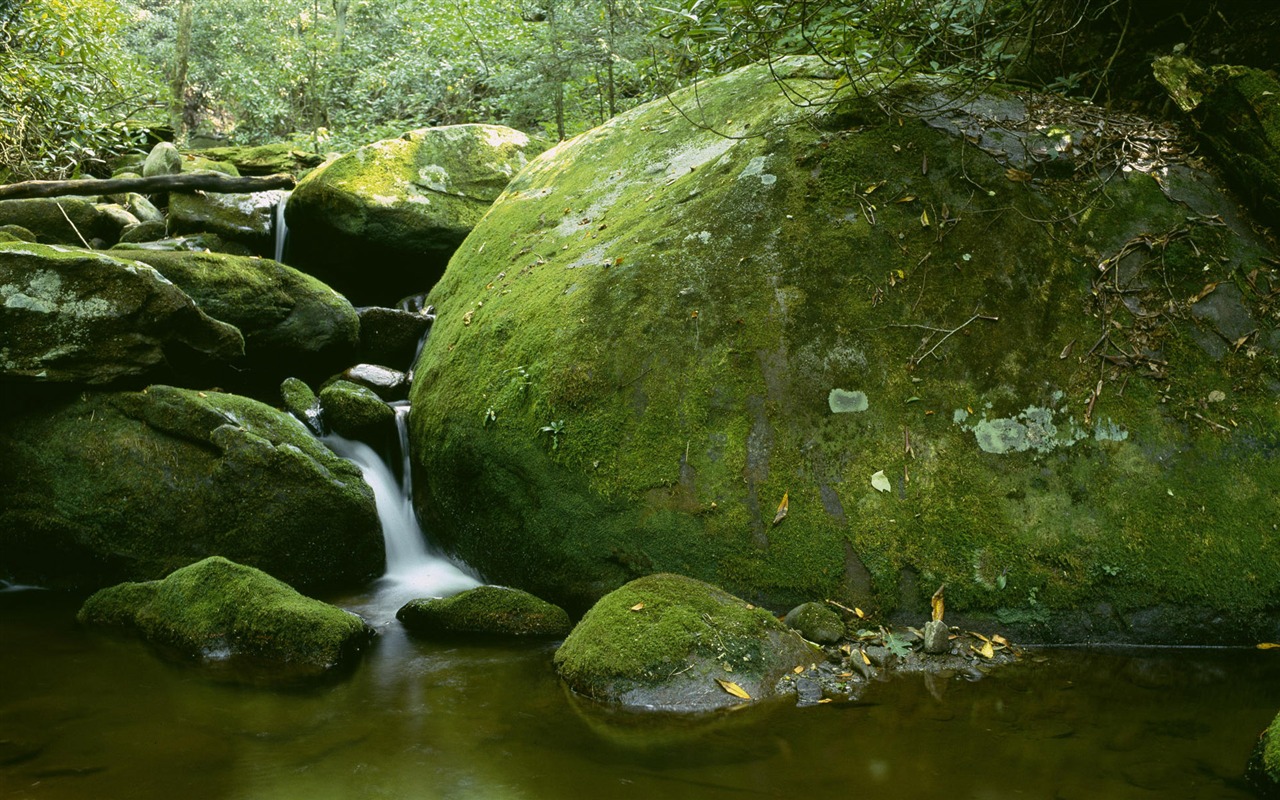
top-left (397, 585), bottom-right (571, 637)
top-left (554, 574), bottom-right (813, 711)
top-left (410, 57), bottom-right (1280, 642)
top-left (78, 556), bottom-right (373, 674)
top-left (0, 241), bottom-right (244, 384)
top-left (0, 385), bottom-right (383, 590)
top-left (116, 248), bottom-right (358, 383)
top-left (1249, 711), bottom-right (1280, 799)
top-left (286, 124), bottom-right (539, 304)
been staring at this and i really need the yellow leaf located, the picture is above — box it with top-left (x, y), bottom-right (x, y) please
top-left (1005, 167), bottom-right (1033, 182)
top-left (920, 209), bottom-right (930, 228)
top-left (930, 585), bottom-right (945, 623)
top-left (840, 643), bottom-right (854, 656)
top-left (971, 641), bottom-right (995, 659)
top-left (854, 607), bottom-right (865, 619)
top-left (629, 602), bottom-right (645, 612)
top-left (772, 492), bottom-right (789, 525)
top-left (1258, 643), bottom-right (1280, 650)
top-left (793, 665), bottom-right (805, 674)
top-left (894, 195), bottom-right (916, 203)
top-left (860, 650), bottom-right (871, 666)
top-left (817, 698), bottom-right (834, 704)
top-left (970, 630), bottom-right (991, 643)
top-left (992, 634), bottom-right (1010, 647)
top-left (716, 679), bottom-right (752, 700)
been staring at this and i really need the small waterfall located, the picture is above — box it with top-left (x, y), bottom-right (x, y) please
top-left (273, 193), bottom-right (290, 264)
top-left (325, 403), bottom-right (480, 622)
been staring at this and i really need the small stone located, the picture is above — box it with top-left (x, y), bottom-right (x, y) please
top-left (923, 619), bottom-right (951, 655)
top-left (142, 142), bottom-right (182, 178)
top-left (783, 602), bottom-right (845, 644)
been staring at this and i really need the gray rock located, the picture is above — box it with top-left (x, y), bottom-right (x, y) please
top-left (167, 184), bottom-right (284, 256)
top-left (783, 602), bottom-right (845, 644)
top-left (118, 219), bottom-right (168, 243)
top-left (142, 142), bottom-right (182, 178)
top-left (341, 363), bottom-right (408, 400)
top-left (923, 619), bottom-right (951, 655)
top-left (0, 241), bottom-right (243, 384)
top-left (357, 306), bottom-right (432, 370)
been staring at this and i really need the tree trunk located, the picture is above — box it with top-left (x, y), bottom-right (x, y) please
top-left (170, 0), bottom-right (195, 140)
top-left (0, 173), bottom-right (297, 201)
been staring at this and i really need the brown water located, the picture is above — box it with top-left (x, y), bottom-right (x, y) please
top-left (2, 588), bottom-right (1276, 800)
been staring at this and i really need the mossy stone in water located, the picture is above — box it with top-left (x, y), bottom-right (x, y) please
top-left (783, 602), bottom-right (845, 644)
top-left (280, 376), bottom-right (321, 432)
top-left (554, 574), bottom-right (813, 711)
top-left (78, 556), bottom-right (373, 673)
top-left (397, 586), bottom-right (570, 638)
top-left (319, 379), bottom-right (394, 441)
top-left (1248, 711), bottom-right (1280, 799)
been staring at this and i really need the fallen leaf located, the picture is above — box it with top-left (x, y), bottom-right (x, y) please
top-left (716, 679), bottom-right (752, 700)
top-left (793, 665), bottom-right (805, 674)
top-left (772, 492), bottom-right (789, 525)
top-left (629, 603), bottom-right (645, 612)
top-left (931, 585), bottom-right (945, 622)
top-left (894, 195), bottom-right (916, 203)
top-left (972, 641), bottom-right (995, 659)
top-left (1258, 643), bottom-right (1280, 650)
top-left (854, 607), bottom-right (865, 619)
top-left (1190, 282), bottom-right (1219, 304)
top-left (840, 643), bottom-right (854, 656)
top-left (860, 650), bottom-right (872, 666)
top-left (1059, 339), bottom-right (1075, 359)
top-left (871, 470), bottom-right (891, 493)
top-left (970, 630), bottom-right (990, 643)
top-left (992, 634), bottom-right (1010, 647)
top-left (817, 698), bottom-right (834, 704)
top-left (1005, 167), bottom-right (1033, 182)
top-left (920, 209), bottom-right (930, 228)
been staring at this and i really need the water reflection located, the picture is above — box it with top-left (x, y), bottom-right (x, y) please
top-left (1, 589), bottom-right (1275, 799)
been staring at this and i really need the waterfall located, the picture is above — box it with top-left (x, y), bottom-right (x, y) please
top-left (273, 193), bottom-right (290, 264)
top-left (325, 403), bottom-right (480, 622)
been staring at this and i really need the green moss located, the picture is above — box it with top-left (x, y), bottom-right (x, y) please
top-left (78, 556), bottom-right (372, 670)
top-left (397, 585), bottom-right (570, 637)
top-left (319, 379), bottom-right (394, 440)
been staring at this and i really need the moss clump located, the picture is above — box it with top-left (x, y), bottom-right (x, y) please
top-left (1248, 711), bottom-right (1280, 798)
top-left (78, 556), bottom-right (372, 672)
top-left (280, 376), bottom-right (321, 431)
top-left (783, 602), bottom-right (845, 644)
top-left (319, 379), bottom-right (394, 441)
top-left (397, 585), bottom-right (570, 637)
top-left (554, 573), bottom-right (813, 710)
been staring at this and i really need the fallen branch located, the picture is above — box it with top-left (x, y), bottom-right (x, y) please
top-left (0, 172), bottom-right (296, 201)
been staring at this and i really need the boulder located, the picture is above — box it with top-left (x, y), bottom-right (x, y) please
top-left (397, 585), bottom-right (571, 637)
top-left (280, 376), bottom-right (322, 433)
top-left (0, 242), bottom-right (243, 384)
top-left (319, 379), bottom-right (394, 441)
top-left (1249, 711), bottom-right (1280, 799)
top-left (142, 142), bottom-right (182, 178)
top-left (783, 602), bottom-right (845, 644)
top-left (286, 124), bottom-right (539, 304)
top-left (409, 58), bottom-right (1280, 642)
top-left (340, 363), bottom-right (408, 401)
top-left (0, 224), bottom-right (35, 242)
top-left (78, 556), bottom-right (373, 674)
top-left (118, 219), bottom-right (168, 243)
top-left (116, 249), bottom-right (358, 383)
top-left (0, 197), bottom-right (126, 246)
top-left (357, 306), bottom-right (433, 370)
top-left (166, 184), bottom-right (283, 255)
top-left (553, 573), bottom-right (814, 710)
top-left (109, 234), bottom-right (252, 256)
top-left (0, 385), bottom-right (383, 590)
top-left (189, 143), bottom-right (326, 177)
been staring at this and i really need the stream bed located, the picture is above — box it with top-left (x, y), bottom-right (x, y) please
top-left (3, 587), bottom-right (1277, 799)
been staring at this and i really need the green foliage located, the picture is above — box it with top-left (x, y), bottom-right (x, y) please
top-left (0, 0), bottom-right (162, 179)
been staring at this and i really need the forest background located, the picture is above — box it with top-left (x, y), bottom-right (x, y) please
top-left (0, 0), bottom-right (1272, 182)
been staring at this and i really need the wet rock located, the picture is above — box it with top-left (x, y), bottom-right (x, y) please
top-left (286, 124), bottom-right (540, 304)
top-left (0, 241), bottom-right (243, 384)
top-left (554, 573), bottom-right (814, 711)
top-left (923, 619), bottom-right (951, 654)
top-left (784, 602), bottom-right (845, 644)
top-left (112, 192), bottom-right (164, 224)
top-left (356, 306), bottom-right (433, 370)
top-left (1249, 711), bottom-right (1280, 799)
top-left (0, 386), bottom-right (383, 590)
top-left (0, 224), bottom-right (35, 242)
top-left (280, 377), bottom-right (321, 433)
top-left (319, 379), bottom-right (394, 441)
top-left (109, 234), bottom-right (252, 256)
top-left (117, 248), bottom-right (358, 384)
top-left (142, 142), bottom-right (182, 178)
top-left (341, 363), bottom-right (408, 400)
top-left (78, 556), bottom-right (373, 674)
top-left (397, 585), bottom-right (570, 638)
top-left (167, 185), bottom-right (285, 256)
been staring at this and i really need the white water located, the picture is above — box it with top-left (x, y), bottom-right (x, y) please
top-left (325, 403), bottom-right (481, 623)
top-left (273, 194), bottom-right (289, 264)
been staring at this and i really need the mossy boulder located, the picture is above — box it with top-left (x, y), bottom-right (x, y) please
top-left (142, 142), bottom-right (182, 178)
top-left (0, 197), bottom-right (128, 246)
top-left (553, 574), bottom-right (813, 710)
top-left (0, 224), bottom-right (35, 242)
top-left (410, 58), bottom-right (1280, 642)
top-left (166, 185), bottom-right (283, 255)
top-left (115, 248), bottom-right (358, 383)
top-left (356, 306), bottom-right (433, 370)
top-left (286, 124), bottom-right (539, 305)
top-left (78, 556), bottom-right (373, 673)
top-left (0, 242), bottom-right (244, 384)
top-left (397, 585), bottom-right (571, 637)
top-left (1249, 711), bottom-right (1280, 799)
top-left (783, 602), bottom-right (845, 644)
top-left (190, 143), bottom-right (326, 177)
top-left (319, 379), bottom-right (395, 441)
top-left (0, 385), bottom-right (383, 590)
top-left (280, 376), bottom-right (321, 432)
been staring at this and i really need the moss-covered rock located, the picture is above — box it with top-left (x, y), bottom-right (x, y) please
top-left (397, 585), bottom-right (571, 637)
top-left (166, 184), bottom-right (282, 255)
top-left (0, 385), bottom-right (383, 590)
top-left (554, 573), bottom-right (813, 710)
top-left (115, 248), bottom-right (358, 383)
top-left (286, 124), bottom-right (539, 305)
top-left (410, 58), bottom-right (1280, 642)
top-left (0, 197), bottom-right (127, 246)
top-left (281, 376), bottom-right (321, 432)
top-left (109, 233), bottom-right (252, 256)
top-left (119, 219), bottom-right (168, 244)
top-left (142, 142), bottom-right (182, 178)
top-left (319, 379), bottom-right (395, 441)
top-left (0, 224), bottom-right (36, 242)
top-left (0, 242), bottom-right (244, 384)
top-left (189, 143), bottom-right (326, 177)
top-left (1249, 711), bottom-right (1280, 799)
top-left (78, 556), bottom-right (373, 673)
top-left (783, 602), bottom-right (845, 644)
top-left (357, 306), bottom-right (433, 370)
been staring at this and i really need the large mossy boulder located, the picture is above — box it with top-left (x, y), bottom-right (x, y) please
top-left (410, 58), bottom-right (1280, 642)
top-left (116, 248), bottom-right (358, 383)
top-left (1249, 712), bottom-right (1280, 799)
top-left (0, 385), bottom-right (383, 590)
top-left (190, 143), bottom-right (326, 177)
top-left (0, 197), bottom-right (132, 246)
top-left (166, 186), bottom-right (284, 255)
top-left (0, 242), bottom-right (244, 384)
top-left (553, 574), bottom-right (813, 711)
top-left (397, 585), bottom-right (571, 638)
top-left (78, 556), bottom-right (373, 674)
top-left (285, 124), bottom-right (538, 305)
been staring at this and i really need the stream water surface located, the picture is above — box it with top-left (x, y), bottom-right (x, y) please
top-left (2, 584), bottom-right (1277, 800)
